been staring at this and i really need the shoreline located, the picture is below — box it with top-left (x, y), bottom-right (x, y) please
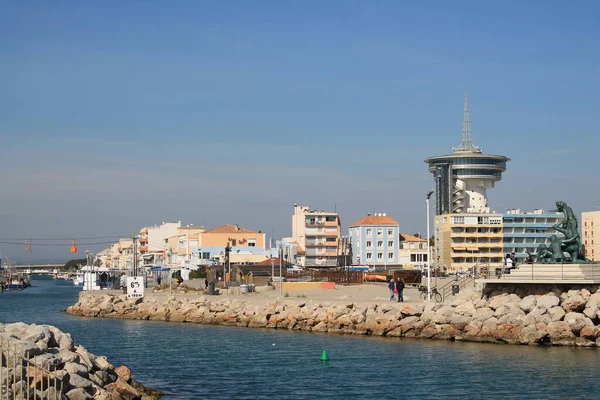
top-left (66, 285), bottom-right (600, 347)
top-left (0, 322), bottom-right (162, 400)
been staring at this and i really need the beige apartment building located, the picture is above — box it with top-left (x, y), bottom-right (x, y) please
top-left (582, 211), bottom-right (600, 262)
top-left (292, 204), bottom-right (341, 267)
top-left (434, 213), bottom-right (504, 271)
top-left (398, 233), bottom-right (429, 270)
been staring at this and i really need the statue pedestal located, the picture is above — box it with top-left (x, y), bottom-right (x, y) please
top-left (500, 263), bottom-right (600, 282)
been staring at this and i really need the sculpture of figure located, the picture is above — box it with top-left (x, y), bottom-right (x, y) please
top-left (552, 200), bottom-right (588, 263)
top-left (547, 235), bottom-right (567, 263)
top-left (535, 244), bottom-right (554, 263)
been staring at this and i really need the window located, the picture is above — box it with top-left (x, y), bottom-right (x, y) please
top-left (366, 228), bottom-right (372, 236)
top-left (248, 238), bottom-right (256, 247)
top-left (388, 252), bottom-right (394, 260)
top-left (388, 229), bottom-right (393, 236)
top-left (366, 252), bottom-right (372, 261)
top-left (418, 243), bottom-right (423, 249)
top-left (411, 254), bottom-right (416, 262)
top-left (377, 252), bottom-right (383, 260)
top-left (366, 240), bottom-right (372, 247)
top-left (377, 240), bottom-right (383, 248)
top-left (409, 243), bottom-right (415, 250)
top-left (377, 228), bottom-right (383, 235)
top-left (388, 241), bottom-right (394, 247)
top-left (326, 216), bottom-right (337, 222)
top-left (202, 252), bottom-right (210, 260)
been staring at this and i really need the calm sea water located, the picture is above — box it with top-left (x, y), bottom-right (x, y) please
top-left (1, 276), bottom-right (599, 399)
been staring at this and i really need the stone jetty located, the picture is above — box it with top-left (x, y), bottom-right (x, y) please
top-left (66, 286), bottom-right (600, 347)
top-left (0, 322), bottom-right (162, 399)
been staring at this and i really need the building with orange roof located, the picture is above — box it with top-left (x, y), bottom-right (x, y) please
top-left (348, 213), bottom-right (399, 267)
top-left (200, 224), bottom-right (265, 248)
top-left (398, 233), bottom-right (429, 270)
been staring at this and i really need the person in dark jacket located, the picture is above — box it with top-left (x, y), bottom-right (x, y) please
top-left (396, 278), bottom-right (405, 302)
top-left (388, 279), bottom-right (395, 301)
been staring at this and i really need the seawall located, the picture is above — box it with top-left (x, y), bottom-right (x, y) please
top-left (0, 322), bottom-right (162, 399)
top-left (66, 286), bottom-right (600, 347)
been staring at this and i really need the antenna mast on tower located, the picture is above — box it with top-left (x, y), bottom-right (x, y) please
top-left (453, 94), bottom-right (482, 153)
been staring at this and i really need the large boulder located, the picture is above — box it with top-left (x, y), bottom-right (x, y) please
top-left (563, 312), bottom-right (593, 334)
top-left (583, 292), bottom-right (600, 319)
top-left (547, 321), bottom-right (576, 345)
top-left (562, 294), bottom-right (586, 313)
top-left (547, 306), bottom-right (566, 322)
top-left (519, 295), bottom-right (537, 313)
top-left (536, 294), bottom-right (560, 311)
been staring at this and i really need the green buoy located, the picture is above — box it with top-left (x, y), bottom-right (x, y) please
top-left (320, 350), bottom-right (329, 362)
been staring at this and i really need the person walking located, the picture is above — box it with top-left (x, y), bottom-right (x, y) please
top-left (396, 277), bottom-right (405, 303)
top-left (388, 279), bottom-right (396, 301)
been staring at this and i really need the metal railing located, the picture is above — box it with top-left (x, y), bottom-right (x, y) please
top-left (440, 275), bottom-right (474, 301)
top-left (0, 337), bottom-right (66, 400)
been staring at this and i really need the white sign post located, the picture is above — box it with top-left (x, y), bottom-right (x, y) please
top-left (127, 276), bottom-right (144, 299)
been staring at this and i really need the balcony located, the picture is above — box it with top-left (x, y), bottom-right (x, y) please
top-left (139, 246), bottom-right (148, 253)
top-left (139, 237), bottom-right (148, 244)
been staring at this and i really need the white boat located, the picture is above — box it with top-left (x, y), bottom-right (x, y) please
top-left (73, 272), bottom-right (84, 286)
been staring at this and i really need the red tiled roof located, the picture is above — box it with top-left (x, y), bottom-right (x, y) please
top-left (399, 233), bottom-right (426, 242)
top-left (350, 215), bottom-right (399, 227)
top-left (205, 224), bottom-right (260, 234)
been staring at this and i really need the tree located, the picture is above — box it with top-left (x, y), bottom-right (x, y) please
top-left (64, 258), bottom-right (86, 272)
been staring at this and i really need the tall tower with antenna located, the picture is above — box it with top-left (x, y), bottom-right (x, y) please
top-left (425, 95), bottom-right (510, 214)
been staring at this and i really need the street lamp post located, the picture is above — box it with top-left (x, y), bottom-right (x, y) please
top-left (270, 256), bottom-right (275, 285)
top-left (426, 190), bottom-right (434, 300)
top-left (279, 245), bottom-right (283, 298)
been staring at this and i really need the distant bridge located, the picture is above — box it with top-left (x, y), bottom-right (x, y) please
top-left (8, 264), bottom-right (69, 273)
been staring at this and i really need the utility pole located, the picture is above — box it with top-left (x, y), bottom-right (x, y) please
top-left (426, 190), bottom-right (434, 301)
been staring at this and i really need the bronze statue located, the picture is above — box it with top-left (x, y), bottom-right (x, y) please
top-left (551, 200), bottom-right (589, 263)
top-left (535, 243), bottom-right (554, 263)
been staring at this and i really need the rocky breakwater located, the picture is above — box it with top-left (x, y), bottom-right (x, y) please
top-left (67, 288), bottom-right (600, 346)
top-left (0, 322), bottom-right (162, 399)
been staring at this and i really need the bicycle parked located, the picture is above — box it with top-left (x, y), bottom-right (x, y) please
top-left (419, 285), bottom-right (443, 302)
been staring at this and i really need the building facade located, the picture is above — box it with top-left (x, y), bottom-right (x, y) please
top-left (434, 213), bottom-right (504, 271)
top-left (398, 233), bottom-right (429, 269)
top-left (503, 209), bottom-right (564, 264)
top-left (348, 213), bottom-right (399, 267)
top-left (582, 211), bottom-right (600, 262)
top-left (292, 204), bottom-right (341, 267)
top-left (425, 96), bottom-right (510, 271)
top-left (200, 224), bottom-right (265, 248)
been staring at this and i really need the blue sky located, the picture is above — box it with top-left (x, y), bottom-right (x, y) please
top-left (1, 1), bottom-right (599, 262)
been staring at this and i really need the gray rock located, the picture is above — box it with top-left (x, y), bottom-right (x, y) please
top-left (519, 295), bottom-right (537, 313)
top-left (59, 349), bottom-right (81, 364)
top-left (519, 324), bottom-right (547, 344)
top-left (548, 306), bottom-right (566, 322)
top-left (66, 387), bottom-right (93, 400)
top-left (536, 294), bottom-right (560, 310)
top-left (65, 362), bottom-right (89, 378)
top-left (472, 307), bottom-right (494, 322)
top-left (563, 312), bottom-right (593, 334)
top-left (68, 373), bottom-right (93, 392)
top-left (583, 292), bottom-right (600, 319)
